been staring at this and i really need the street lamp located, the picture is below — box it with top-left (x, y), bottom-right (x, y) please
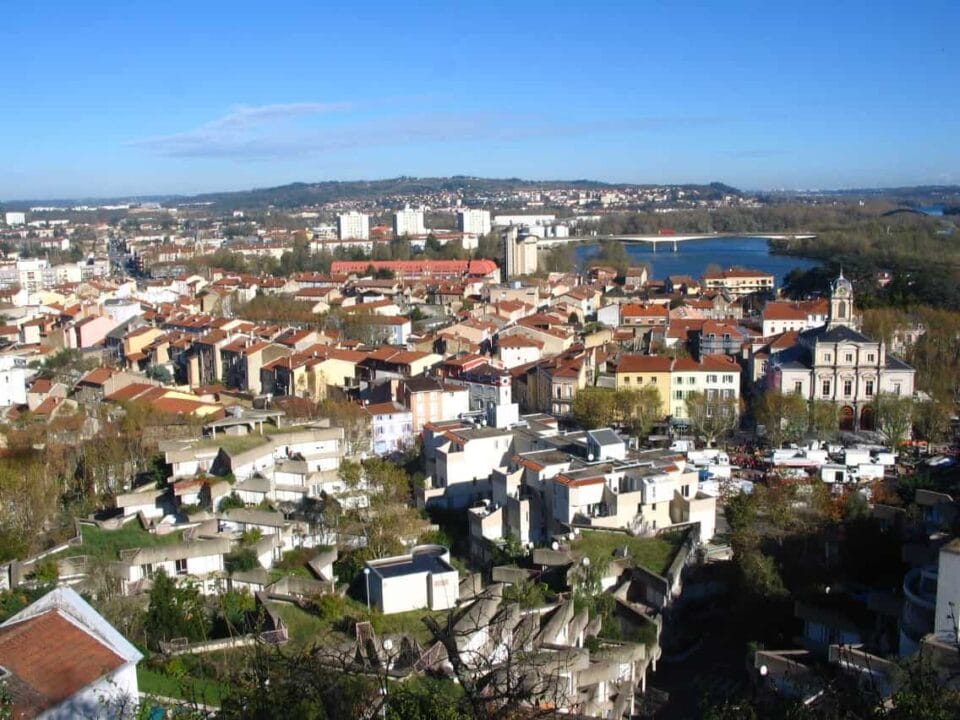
top-left (363, 567), bottom-right (371, 611)
top-left (759, 665), bottom-right (768, 677)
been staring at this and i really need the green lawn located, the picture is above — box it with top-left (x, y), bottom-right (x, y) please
top-left (269, 599), bottom-right (442, 649)
top-left (573, 530), bottom-right (685, 576)
top-left (137, 666), bottom-right (227, 707)
top-left (195, 433), bottom-right (269, 454)
top-left (263, 423), bottom-right (315, 436)
top-left (50, 523), bottom-right (184, 563)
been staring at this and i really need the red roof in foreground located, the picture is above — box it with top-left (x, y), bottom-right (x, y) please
top-left (0, 610), bottom-right (125, 718)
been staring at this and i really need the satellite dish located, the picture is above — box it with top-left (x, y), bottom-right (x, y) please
top-left (551, 541), bottom-right (559, 551)
top-left (587, 453), bottom-right (594, 462)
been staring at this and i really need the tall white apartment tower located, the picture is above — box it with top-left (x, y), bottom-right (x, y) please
top-left (393, 206), bottom-right (426, 237)
top-left (337, 211), bottom-right (370, 240)
top-left (457, 209), bottom-right (491, 236)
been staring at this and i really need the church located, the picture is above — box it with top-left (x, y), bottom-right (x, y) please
top-left (766, 273), bottom-right (916, 431)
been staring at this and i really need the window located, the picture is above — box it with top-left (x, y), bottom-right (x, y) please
top-left (794, 381), bottom-right (803, 394)
top-left (893, 383), bottom-right (901, 396)
top-left (675, 377), bottom-right (683, 385)
top-left (650, 377), bottom-right (657, 385)
top-left (865, 380), bottom-right (874, 396)
top-left (868, 353), bottom-right (875, 362)
top-left (674, 390), bottom-right (683, 400)
top-left (824, 353), bottom-right (832, 363)
top-left (682, 484), bottom-right (690, 498)
top-left (843, 380), bottom-right (852, 396)
top-left (845, 353), bottom-right (853, 363)
top-left (637, 503), bottom-right (643, 513)
top-left (822, 380), bottom-right (831, 396)
top-left (723, 374), bottom-right (734, 383)
top-left (651, 503), bottom-right (657, 511)
top-left (707, 374), bottom-right (717, 383)
top-left (624, 376), bottom-right (631, 384)
top-left (142, 563), bottom-right (154, 578)
top-left (176, 558), bottom-right (188, 575)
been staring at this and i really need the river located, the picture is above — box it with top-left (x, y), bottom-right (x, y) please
top-left (574, 236), bottom-right (819, 286)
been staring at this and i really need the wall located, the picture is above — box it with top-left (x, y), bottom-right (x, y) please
top-left (935, 544), bottom-right (960, 639)
top-left (377, 572), bottom-right (429, 614)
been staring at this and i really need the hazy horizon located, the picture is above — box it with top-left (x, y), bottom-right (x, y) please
top-left (2, 1), bottom-right (958, 199)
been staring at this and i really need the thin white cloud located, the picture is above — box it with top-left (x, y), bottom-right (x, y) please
top-left (130, 106), bottom-right (729, 161)
top-left (130, 102), bottom-right (352, 157)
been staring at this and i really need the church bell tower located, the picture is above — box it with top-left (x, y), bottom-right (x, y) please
top-left (827, 271), bottom-right (854, 329)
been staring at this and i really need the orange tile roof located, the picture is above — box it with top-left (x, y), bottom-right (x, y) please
top-left (498, 335), bottom-right (544, 349)
top-left (0, 610), bottom-right (125, 718)
top-left (762, 302), bottom-right (808, 321)
top-left (615, 355), bottom-right (672, 373)
top-left (672, 354), bottom-right (741, 372)
top-left (553, 474), bottom-right (605, 488)
top-left (80, 368), bottom-right (114, 385)
top-left (622, 304), bottom-right (669, 318)
top-left (365, 401), bottom-right (409, 416)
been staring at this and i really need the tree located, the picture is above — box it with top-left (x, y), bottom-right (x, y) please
top-left (217, 644), bottom-right (379, 719)
top-left (615, 385), bottom-right (663, 439)
top-left (913, 398), bottom-right (952, 443)
top-left (684, 391), bottom-right (739, 446)
top-left (810, 400), bottom-right (840, 440)
top-left (330, 457), bottom-right (429, 565)
top-left (873, 392), bottom-right (915, 447)
top-left (572, 387), bottom-right (615, 429)
top-left (318, 399), bottom-right (371, 456)
top-left (755, 389), bottom-right (808, 447)
top-left (145, 364), bottom-right (173, 384)
top-left (145, 569), bottom-right (209, 650)
top-left (595, 240), bottom-right (631, 274)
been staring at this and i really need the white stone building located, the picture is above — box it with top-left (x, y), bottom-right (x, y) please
top-left (393, 206), bottom-right (426, 237)
top-left (337, 211), bottom-right (370, 240)
top-left (766, 274), bottom-right (915, 431)
top-left (458, 208), bottom-right (491, 236)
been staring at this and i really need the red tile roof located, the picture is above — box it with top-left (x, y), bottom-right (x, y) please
top-left (614, 355), bottom-right (673, 373)
top-left (672, 354), bottom-right (741, 372)
top-left (0, 610), bottom-right (125, 718)
top-left (622, 304), bottom-right (669, 319)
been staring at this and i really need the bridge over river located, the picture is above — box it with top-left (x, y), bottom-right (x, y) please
top-left (537, 231), bottom-right (817, 251)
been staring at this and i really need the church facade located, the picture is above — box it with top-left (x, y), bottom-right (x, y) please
top-left (766, 273), bottom-right (916, 430)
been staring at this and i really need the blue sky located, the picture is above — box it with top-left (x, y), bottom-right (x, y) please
top-left (1, 0), bottom-right (957, 199)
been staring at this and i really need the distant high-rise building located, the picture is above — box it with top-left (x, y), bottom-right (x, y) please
top-left (337, 211), bottom-right (369, 240)
top-left (3, 212), bottom-right (25, 227)
top-left (503, 227), bottom-right (538, 278)
top-left (457, 208), bottom-right (491, 236)
top-left (393, 206), bottom-right (425, 237)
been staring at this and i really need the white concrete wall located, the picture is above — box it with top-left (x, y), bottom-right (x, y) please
top-left (378, 573), bottom-right (429, 614)
top-left (935, 546), bottom-right (960, 639)
top-left (0, 366), bottom-right (27, 406)
top-left (429, 569), bottom-right (459, 610)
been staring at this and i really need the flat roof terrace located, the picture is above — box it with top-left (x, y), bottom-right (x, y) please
top-left (367, 548), bottom-right (454, 579)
